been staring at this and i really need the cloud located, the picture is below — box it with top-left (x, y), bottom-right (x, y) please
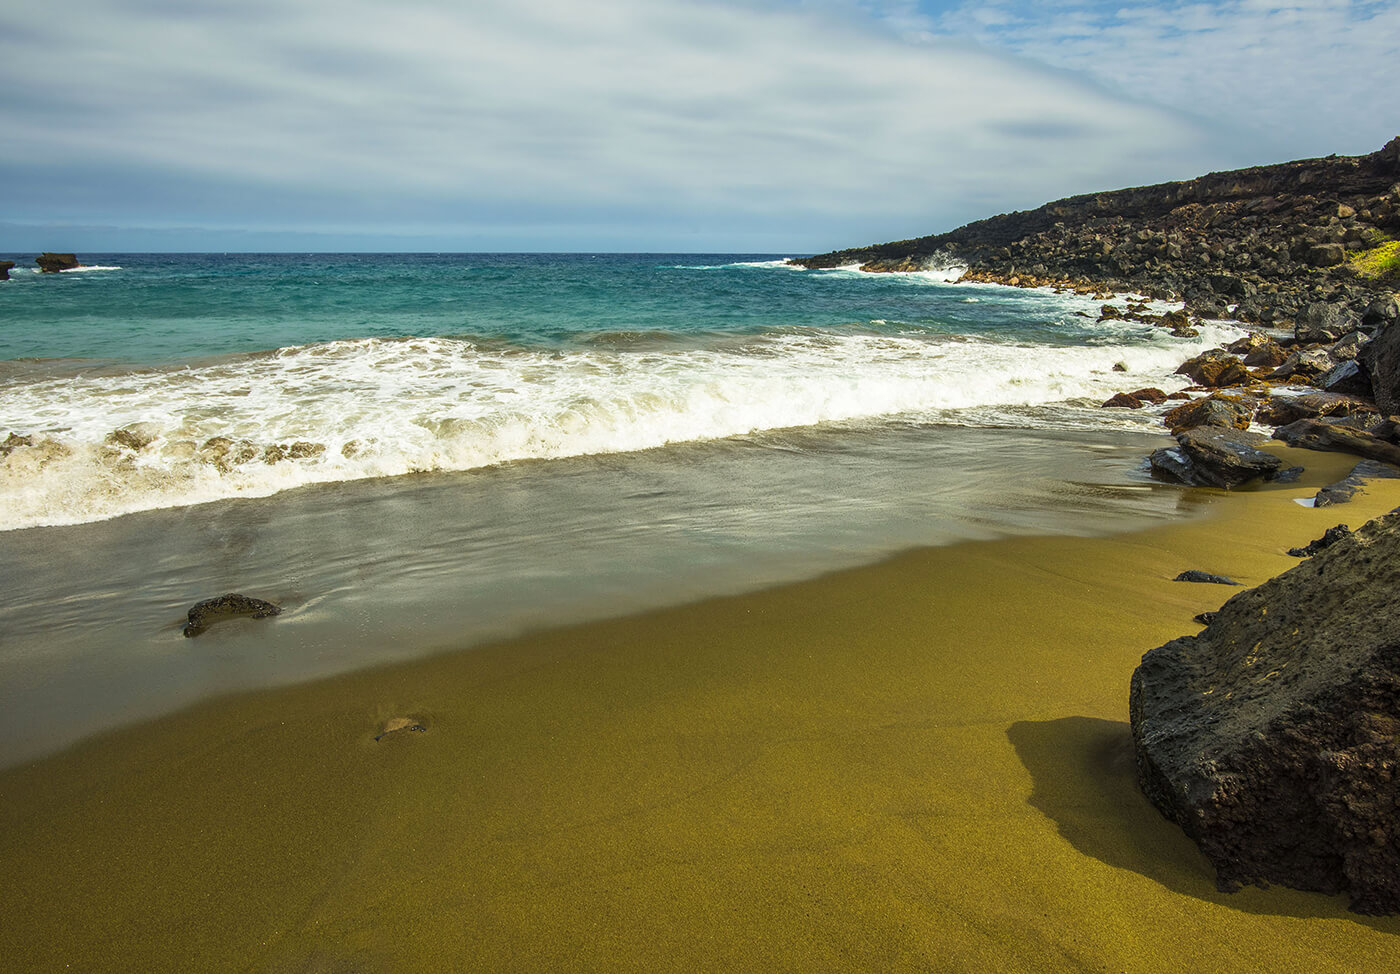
top-left (0, 0), bottom-right (1225, 249)
top-left (918, 0), bottom-right (1400, 161)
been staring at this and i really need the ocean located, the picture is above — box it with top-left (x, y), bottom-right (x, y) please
top-left (0, 252), bottom-right (1240, 766)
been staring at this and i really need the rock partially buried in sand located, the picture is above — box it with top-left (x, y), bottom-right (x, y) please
top-left (375, 717), bottom-right (427, 741)
top-left (183, 593), bottom-right (281, 637)
top-left (1173, 570), bottom-right (1241, 585)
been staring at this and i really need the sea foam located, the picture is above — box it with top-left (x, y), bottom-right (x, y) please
top-left (0, 322), bottom-right (1238, 530)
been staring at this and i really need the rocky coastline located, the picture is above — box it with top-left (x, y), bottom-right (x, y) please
top-left (798, 138), bottom-right (1400, 913)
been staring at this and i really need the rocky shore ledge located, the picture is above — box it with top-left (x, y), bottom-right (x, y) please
top-left (798, 138), bottom-right (1400, 913)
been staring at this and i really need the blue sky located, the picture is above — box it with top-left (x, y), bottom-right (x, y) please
top-left (2, 0), bottom-right (1396, 252)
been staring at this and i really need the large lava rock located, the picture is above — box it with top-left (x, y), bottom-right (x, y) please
top-left (35, 252), bottom-right (79, 273)
top-left (1130, 512), bottom-right (1400, 914)
top-left (1148, 427), bottom-right (1283, 488)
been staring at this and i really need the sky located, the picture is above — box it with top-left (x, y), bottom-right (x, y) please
top-left (2, 0), bottom-right (1396, 253)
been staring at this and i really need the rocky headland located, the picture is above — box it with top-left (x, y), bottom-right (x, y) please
top-left (799, 138), bottom-right (1400, 912)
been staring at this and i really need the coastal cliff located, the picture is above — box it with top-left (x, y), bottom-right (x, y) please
top-left (797, 137), bottom-right (1400, 326)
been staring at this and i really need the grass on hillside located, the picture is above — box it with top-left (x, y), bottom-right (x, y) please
top-left (1349, 239), bottom-right (1400, 281)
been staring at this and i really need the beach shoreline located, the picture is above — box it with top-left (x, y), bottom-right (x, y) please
top-left (3, 444), bottom-right (1397, 972)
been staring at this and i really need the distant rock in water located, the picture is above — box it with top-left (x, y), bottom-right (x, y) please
top-left (35, 253), bottom-right (79, 273)
top-left (1131, 511), bottom-right (1400, 914)
top-left (183, 593), bottom-right (282, 638)
top-left (0, 260), bottom-right (14, 281)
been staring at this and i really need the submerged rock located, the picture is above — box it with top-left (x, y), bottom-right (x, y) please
top-left (183, 593), bottom-right (281, 638)
top-left (1130, 511), bottom-right (1400, 914)
top-left (375, 716), bottom-right (428, 742)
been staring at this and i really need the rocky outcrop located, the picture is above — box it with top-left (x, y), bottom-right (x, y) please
top-left (1313, 459), bottom-right (1400, 507)
top-left (1148, 427), bottom-right (1283, 488)
top-left (1131, 511), bottom-right (1400, 914)
top-left (35, 253), bottom-right (79, 273)
top-left (1272, 418), bottom-right (1400, 467)
top-left (183, 593), bottom-right (282, 637)
top-left (796, 139), bottom-right (1400, 331)
top-left (0, 260), bottom-right (14, 281)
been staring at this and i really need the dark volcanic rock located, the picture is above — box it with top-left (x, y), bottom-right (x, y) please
top-left (1176, 350), bottom-right (1252, 388)
top-left (1162, 393), bottom-right (1255, 433)
top-left (1173, 570), bottom-right (1241, 585)
top-left (1314, 459), bottom-right (1400, 507)
top-left (1297, 302), bottom-right (1359, 344)
top-left (1255, 391), bottom-right (1375, 427)
top-left (1149, 427), bottom-right (1283, 488)
top-left (0, 260), bottom-right (14, 281)
top-left (795, 139), bottom-right (1400, 335)
top-left (1130, 511), bottom-right (1400, 914)
top-left (1360, 321), bottom-right (1400, 414)
top-left (1273, 418), bottom-right (1400, 467)
top-left (183, 593), bottom-right (282, 637)
top-left (35, 253), bottom-right (79, 273)
top-left (1288, 523), bottom-right (1352, 557)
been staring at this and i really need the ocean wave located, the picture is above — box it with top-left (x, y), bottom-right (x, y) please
top-left (0, 325), bottom-right (1237, 530)
top-left (60, 265), bottom-right (123, 273)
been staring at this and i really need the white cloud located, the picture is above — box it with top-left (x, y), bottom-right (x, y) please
top-left (923, 0), bottom-right (1400, 161)
top-left (0, 0), bottom-right (1224, 248)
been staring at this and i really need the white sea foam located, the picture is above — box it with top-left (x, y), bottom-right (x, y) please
top-left (60, 265), bottom-right (123, 272)
top-left (0, 325), bottom-right (1236, 530)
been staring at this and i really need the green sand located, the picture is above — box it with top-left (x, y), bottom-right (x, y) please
top-left (3, 448), bottom-right (1398, 972)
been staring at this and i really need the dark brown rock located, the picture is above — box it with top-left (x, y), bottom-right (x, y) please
top-left (1255, 392), bottom-right (1376, 427)
top-left (1162, 393), bottom-right (1255, 433)
top-left (1176, 350), bottom-right (1252, 388)
top-left (1272, 418), bottom-right (1400, 466)
top-left (0, 260), bottom-right (14, 281)
top-left (183, 593), bottom-right (282, 638)
top-left (35, 253), bottom-right (79, 273)
top-left (1131, 511), bottom-right (1400, 914)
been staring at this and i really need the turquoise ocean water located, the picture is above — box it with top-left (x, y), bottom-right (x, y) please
top-left (0, 253), bottom-right (1239, 765)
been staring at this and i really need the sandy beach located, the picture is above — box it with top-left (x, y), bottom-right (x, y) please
top-left (3, 445), bottom-right (1398, 972)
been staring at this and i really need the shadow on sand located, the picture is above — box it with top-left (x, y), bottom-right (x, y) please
top-left (1007, 715), bottom-right (1398, 931)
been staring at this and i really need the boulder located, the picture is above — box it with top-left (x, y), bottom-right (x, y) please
top-left (1317, 359), bottom-right (1374, 397)
top-left (1304, 242), bottom-right (1347, 267)
top-left (1130, 511), bottom-right (1400, 914)
top-left (1268, 348), bottom-right (1336, 381)
top-left (1288, 523), bottom-right (1352, 557)
top-left (1162, 393), bottom-right (1255, 433)
top-left (1176, 350), bottom-right (1252, 388)
top-left (1272, 418), bottom-right (1400, 467)
top-left (1228, 333), bottom-right (1289, 369)
top-left (1149, 427), bottom-right (1283, 488)
top-left (1296, 301), bottom-right (1359, 344)
top-left (1173, 570), bottom-right (1240, 585)
top-left (1256, 392), bottom-right (1374, 427)
top-left (35, 253), bottom-right (79, 273)
top-left (1102, 392), bottom-right (1146, 409)
top-left (1359, 320), bottom-right (1400, 413)
top-left (183, 593), bottom-right (282, 638)
top-left (0, 260), bottom-right (14, 281)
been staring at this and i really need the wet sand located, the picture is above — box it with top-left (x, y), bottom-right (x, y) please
top-left (2, 447), bottom-right (1398, 972)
